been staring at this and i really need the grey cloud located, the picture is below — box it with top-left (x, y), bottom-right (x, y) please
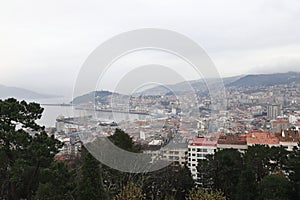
top-left (0, 0), bottom-right (300, 96)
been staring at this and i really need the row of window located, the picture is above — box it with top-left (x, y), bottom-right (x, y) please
top-left (189, 153), bottom-right (212, 157)
top-left (188, 148), bottom-right (209, 152)
top-left (188, 158), bottom-right (205, 162)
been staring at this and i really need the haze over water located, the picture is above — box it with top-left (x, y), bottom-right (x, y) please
top-left (34, 97), bottom-right (148, 127)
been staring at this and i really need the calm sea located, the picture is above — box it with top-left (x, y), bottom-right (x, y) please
top-left (32, 97), bottom-right (148, 128)
top-left (30, 97), bottom-right (74, 127)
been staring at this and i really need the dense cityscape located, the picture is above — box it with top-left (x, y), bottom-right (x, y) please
top-left (31, 72), bottom-right (300, 199)
top-left (1, 1), bottom-right (300, 199)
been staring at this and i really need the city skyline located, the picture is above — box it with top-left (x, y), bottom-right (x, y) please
top-left (1, 1), bottom-right (300, 199)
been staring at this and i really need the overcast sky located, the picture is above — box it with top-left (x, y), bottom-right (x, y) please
top-left (0, 0), bottom-right (300, 96)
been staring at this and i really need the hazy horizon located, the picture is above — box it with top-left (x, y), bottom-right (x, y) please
top-left (1, 70), bottom-right (299, 99)
top-left (1, 0), bottom-right (300, 96)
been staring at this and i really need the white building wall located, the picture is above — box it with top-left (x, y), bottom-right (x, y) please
top-left (188, 145), bottom-right (217, 181)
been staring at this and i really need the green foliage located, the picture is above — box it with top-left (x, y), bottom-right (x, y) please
top-left (0, 98), bottom-right (44, 132)
top-left (258, 174), bottom-right (293, 200)
top-left (286, 143), bottom-right (300, 199)
top-left (114, 182), bottom-right (145, 200)
top-left (0, 98), bottom-right (63, 200)
top-left (100, 128), bottom-right (141, 197)
top-left (268, 146), bottom-right (289, 171)
top-left (198, 144), bottom-right (299, 200)
top-left (235, 145), bottom-right (289, 199)
top-left (108, 128), bottom-right (141, 153)
top-left (243, 145), bottom-right (271, 182)
top-left (76, 146), bottom-right (109, 200)
top-left (235, 168), bottom-right (257, 200)
top-left (102, 164), bottom-right (138, 197)
top-left (34, 161), bottom-right (76, 199)
top-left (186, 188), bottom-right (226, 200)
top-left (142, 164), bottom-right (194, 200)
top-left (244, 145), bottom-right (288, 182)
top-left (197, 149), bottom-right (243, 198)
top-left (104, 129), bottom-right (194, 200)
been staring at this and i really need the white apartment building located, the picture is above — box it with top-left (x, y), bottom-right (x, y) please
top-left (188, 136), bottom-right (218, 181)
top-left (143, 142), bottom-right (188, 167)
top-left (161, 142), bottom-right (188, 166)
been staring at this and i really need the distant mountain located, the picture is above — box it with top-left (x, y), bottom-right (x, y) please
top-left (137, 75), bottom-right (243, 95)
top-left (71, 72), bottom-right (300, 103)
top-left (139, 72), bottom-right (300, 94)
top-left (0, 85), bottom-right (59, 100)
top-left (228, 71), bottom-right (300, 87)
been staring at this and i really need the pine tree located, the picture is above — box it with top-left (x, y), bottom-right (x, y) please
top-left (0, 98), bottom-right (62, 200)
top-left (76, 147), bottom-right (109, 200)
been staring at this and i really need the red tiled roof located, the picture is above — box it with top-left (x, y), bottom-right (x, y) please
top-left (275, 131), bottom-right (300, 142)
top-left (188, 136), bottom-right (218, 147)
top-left (218, 134), bottom-right (247, 145)
top-left (246, 131), bottom-right (279, 145)
top-left (272, 119), bottom-right (289, 124)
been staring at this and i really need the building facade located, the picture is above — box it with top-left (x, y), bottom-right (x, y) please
top-left (188, 136), bottom-right (218, 181)
top-left (267, 104), bottom-right (281, 119)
